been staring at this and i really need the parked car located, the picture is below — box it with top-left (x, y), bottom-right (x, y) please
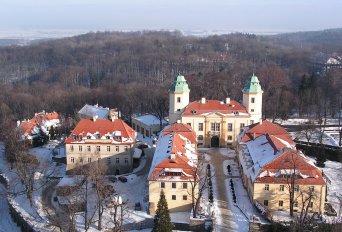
top-left (118, 176), bottom-right (127, 183)
top-left (137, 142), bottom-right (148, 149)
top-left (108, 176), bottom-right (117, 183)
top-left (135, 202), bottom-right (141, 211)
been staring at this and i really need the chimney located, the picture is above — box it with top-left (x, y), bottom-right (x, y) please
top-left (170, 153), bottom-right (176, 162)
top-left (93, 115), bottom-right (98, 122)
top-left (201, 97), bottom-right (206, 104)
top-left (253, 132), bottom-right (256, 140)
top-left (259, 118), bottom-right (263, 125)
top-left (226, 97), bottom-right (230, 104)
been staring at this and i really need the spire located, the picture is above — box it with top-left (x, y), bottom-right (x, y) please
top-left (169, 74), bottom-right (190, 93)
top-left (242, 74), bottom-right (263, 93)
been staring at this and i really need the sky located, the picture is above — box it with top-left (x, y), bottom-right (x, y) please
top-left (0, 0), bottom-right (342, 37)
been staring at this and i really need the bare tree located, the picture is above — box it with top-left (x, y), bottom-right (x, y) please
top-left (107, 195), bottom-right (129, 232)
top-left (188, 155), bottom-right (212, 218)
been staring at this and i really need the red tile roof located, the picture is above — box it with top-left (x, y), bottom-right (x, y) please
top-left (163, 123), bottom-right (197, 144)
top-left (183, 99), bottom-right (248, 116)
top-left (241, 120), bottom-right (294, 145)
top-left (149, 132), bottom-right (197, 181)
top-left (19, 111), bottom-right (60, 135)
top-left (65, 118), bottom-right (135, 144)
top-left (255, 150), bottom-right (326, 185)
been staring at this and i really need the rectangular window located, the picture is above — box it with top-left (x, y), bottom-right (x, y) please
top-left (79, 157), bottom-right (83, 163)
top-left (172, 182), bottom-right (176, 189)
top-left (198, 123), bottom-right (203, 131)
top-left (227, 135), bottom-right (232, 141)
top-left (240, 123), bottom-right (245, 130)
top-left (116, 146), bottom-right (119, 152)
top-left (124, 146), bottom-right (128, 151)
top-left (264, 200), bottom-right (268, 206)
top-left (183, 183), bottom-right (187, 189)
top-left (227, 123), bottom-right (233, 132)
top-left (88, 157), bottom-right (92, 163)
top-left (279, 185), bottom-right (284, 191)
top-left (107, 146), bottom-right (111, 152)
top-left (211, 123), bottom-right (220, 131)
top-left (172, 195), bottom-right (176, 200)
top-left (264, 184), bottom-right (269, 191)
top-left (79, 146), bottom-right (82, 152)
top-left (250, 120), bottom-right (254, 124)
top-left (251, 97), bottom-right (255, 103)
top-left (251, 109), bottom-right (254, 112)
top-left (70, 145), bottom-right (74, 151)
top-left (183, 195), bottom-right (188, 200)
top-left (116, 158), bottom-right (119, 164)
top-left (309, 186), bottom-right (314, 192)
top-left (107, 157), bottom-right (111, 164)
top-left (87, 145), bottom-right (91, 152)
top-left (279, 201), bottom-right (283, 207)
top-left (161, 182), bottom-right (165, 188)
top-left (177, 109), bottom-right (181, 112)
top-left (124, 158), bottom-right (128, 164)
top-left (70, 157), bottom-right (75, 163)
top-left (294, 185), bottom-right (299, 192)
top-left (197, 135), bottom-right (203, 140)
top-left (177, 97), bottom-right (181, 103)
top-left (96, 146), bottom-right (100, 152)
top-left (187, 122), bottom-right (191, 127)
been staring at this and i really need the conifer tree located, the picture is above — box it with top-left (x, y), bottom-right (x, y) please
top-left (152, 190), bottom-right (173, 232)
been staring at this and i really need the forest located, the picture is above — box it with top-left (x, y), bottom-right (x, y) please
top-left (0, 29), bottom-right (341, 125)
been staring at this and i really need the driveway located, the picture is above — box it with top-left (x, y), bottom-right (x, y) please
top-left (202, 148), bottom-right (249, 232)
top-left (0, 184), bottom-right (21, 232)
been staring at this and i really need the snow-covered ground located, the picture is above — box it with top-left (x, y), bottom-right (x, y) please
top-left (292, 129), bottom-right (341, 147)
top-left (0, 184), bottom-right (21, 232)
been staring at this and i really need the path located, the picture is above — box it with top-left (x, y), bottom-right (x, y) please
top-left (135, 147), bottom-right (154, 176)
top-left (204, 148), bottom-right (250, 232)
top-left (207, 148), bottom-right (237, 231)
top-left (0, 184), bottom-right (21, 232)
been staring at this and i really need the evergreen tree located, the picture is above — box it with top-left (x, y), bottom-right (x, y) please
top-left (152, 190), bottom-right (173, 232)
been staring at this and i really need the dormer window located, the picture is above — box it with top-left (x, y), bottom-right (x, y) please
top-left (106, 135), bottom-right (111, 139)
top-left (87, 135), bottom-right (91, 139)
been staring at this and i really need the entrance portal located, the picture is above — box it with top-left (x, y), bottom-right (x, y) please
top-left (211, 136), bottom-right (220, 147)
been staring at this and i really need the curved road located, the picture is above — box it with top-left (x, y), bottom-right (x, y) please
top-left (0, 184), bottom-right (21, 232)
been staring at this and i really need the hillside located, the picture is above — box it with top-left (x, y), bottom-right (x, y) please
top-left (0, 30), bottom-right (341, 123)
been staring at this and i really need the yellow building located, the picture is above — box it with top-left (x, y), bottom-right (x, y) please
top-left (168, 74), bottom-right (263, 147)
top-left (131, 114), bottom-right (168, 138)
top-left (237, 120), bottom-right (326, 216)
top-left (148, 123), bottom-right (198, 214)
top-left (65, 118), bottom-right (136, 175)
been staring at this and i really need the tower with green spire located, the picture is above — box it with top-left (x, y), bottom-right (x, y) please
top-left (168, 74), bottom-right (190, 124)
top-left (242, 74), bottom-right (263, 122)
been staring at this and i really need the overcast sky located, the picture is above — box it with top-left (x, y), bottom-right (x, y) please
top-left (1, 0), bottom-right (342, 35)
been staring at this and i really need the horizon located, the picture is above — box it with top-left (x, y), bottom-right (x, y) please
top-left (1, 0), bottom-right (342, 39)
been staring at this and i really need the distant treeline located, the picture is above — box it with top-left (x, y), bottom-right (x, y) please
top-left (0, 30), bottom-right (341, 124)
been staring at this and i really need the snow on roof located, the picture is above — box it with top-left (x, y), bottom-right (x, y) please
top-left (57, 176), bottom-right (84, 187)
top-left (243, 135), bottom-right (282, 181)
top-left (133, 114), bottom-right (167, 126)
top-left (133, 148), bottom-right (142, 158)
top-left (78, 104), bottom-right (109, 119)
top-left (148, 133), bottom-right (174, 178)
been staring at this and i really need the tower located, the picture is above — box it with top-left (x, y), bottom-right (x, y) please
top-left (168, 74), bottom-right (190, 124)
top-left (242, 74), bottom-right (263, 123)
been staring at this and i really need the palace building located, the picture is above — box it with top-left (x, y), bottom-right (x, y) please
top-left (168, 74), bottom-right (263, 147)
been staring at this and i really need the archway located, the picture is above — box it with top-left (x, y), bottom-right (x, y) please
top-left (211, 136), bottom-right (220, 147)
